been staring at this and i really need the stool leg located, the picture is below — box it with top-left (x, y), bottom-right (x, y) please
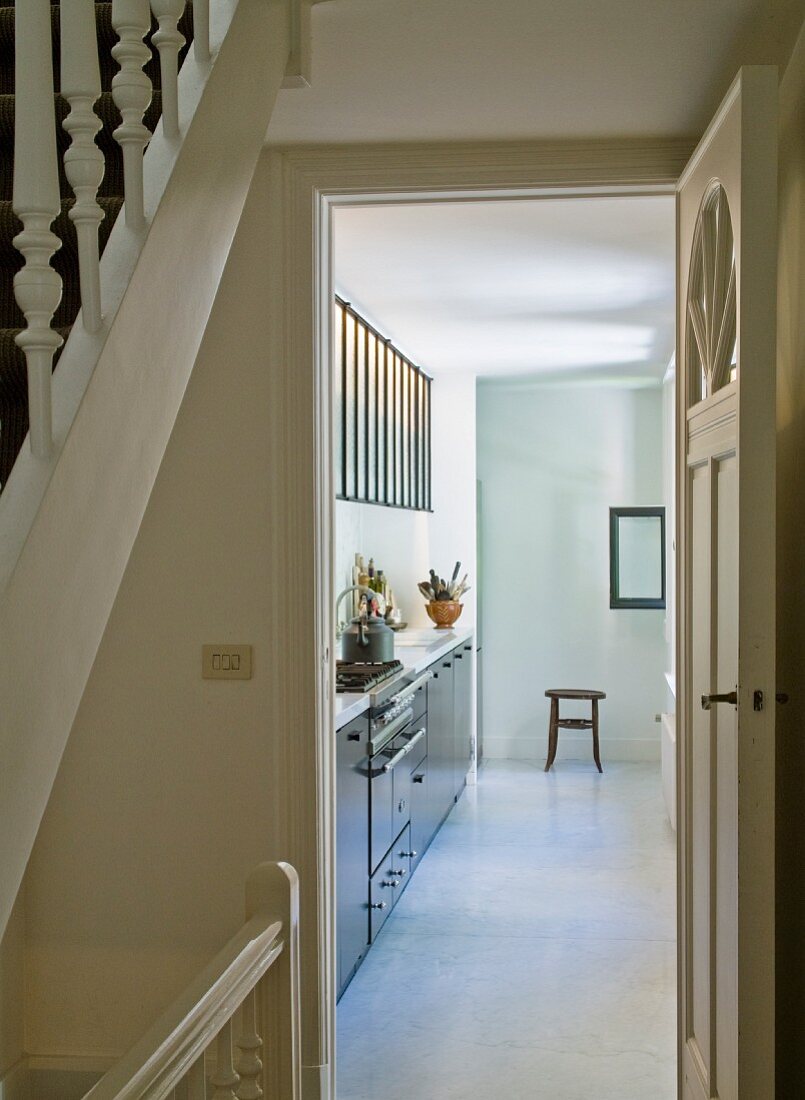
top-left (545, 698), bottom-right (558, 771)
top-left (592, 698), bottom-right (603, 773)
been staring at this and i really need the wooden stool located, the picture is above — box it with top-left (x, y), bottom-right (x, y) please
top-left (544, 689), bottom-right (606, 772)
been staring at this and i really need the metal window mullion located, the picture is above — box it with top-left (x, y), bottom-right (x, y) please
top-left (426, 378), bottom-right (432, 510)
top-left (340, 302), bottom-right (347, 498)
top-left (353, 313), bottom-right (359, 499)
top-left (383, 340), bottom-right (389, 505)
top-left (414, 368), bottom-right (421, 510)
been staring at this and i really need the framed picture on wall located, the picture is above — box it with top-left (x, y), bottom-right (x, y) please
top-left (609, 506), bottom-right (666, 609)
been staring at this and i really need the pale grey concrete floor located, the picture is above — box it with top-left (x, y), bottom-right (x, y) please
top-left (337, 759), bottom-right (677, 1100)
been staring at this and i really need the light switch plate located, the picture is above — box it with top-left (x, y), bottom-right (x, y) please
top-left (202, 644), bottom-right (252, 680)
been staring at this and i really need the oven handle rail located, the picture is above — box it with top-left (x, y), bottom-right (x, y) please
top-left (382, 728), bottom-right (426, 773)
top-left (388, 670), bottom-right (433, 708)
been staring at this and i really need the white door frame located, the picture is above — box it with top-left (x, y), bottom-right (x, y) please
top-left (266, 138), bottom-right (692, 1099)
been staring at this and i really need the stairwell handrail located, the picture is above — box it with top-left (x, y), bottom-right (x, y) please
top-left (83, 862), bottom-right (302, 1100)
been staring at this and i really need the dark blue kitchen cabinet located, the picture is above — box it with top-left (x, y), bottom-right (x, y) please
top-left (452, 642), bottom-right (473, 797)
top-left (336, 713), bottom-right (369, 998)
top-left (426, 653), bottom-right (455, 839)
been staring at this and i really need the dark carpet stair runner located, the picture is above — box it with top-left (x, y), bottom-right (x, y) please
top-left (0, 1), bottom-right (193, 489)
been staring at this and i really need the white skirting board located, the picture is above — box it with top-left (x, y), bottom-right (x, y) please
top-left (483, 732), bottom-right (661, 763)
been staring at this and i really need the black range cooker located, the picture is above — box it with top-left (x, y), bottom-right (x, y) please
top-left (335, 662), bottom-right (432, 992)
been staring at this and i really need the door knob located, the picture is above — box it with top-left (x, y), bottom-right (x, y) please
top-left (701, 691), bottom-right (738, 711)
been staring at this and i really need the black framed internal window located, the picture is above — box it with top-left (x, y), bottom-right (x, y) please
top-left (335, 296), bottom-right (432, 511)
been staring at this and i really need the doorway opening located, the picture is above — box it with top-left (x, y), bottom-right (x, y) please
top-left (329, 193), bottom-right (678, 1098)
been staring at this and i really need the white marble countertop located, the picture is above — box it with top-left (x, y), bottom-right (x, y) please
top-left (334, 626), bottom-right (475, 730)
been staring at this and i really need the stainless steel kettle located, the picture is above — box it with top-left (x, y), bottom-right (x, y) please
top-left (341, 613), bottom-right (395, 663)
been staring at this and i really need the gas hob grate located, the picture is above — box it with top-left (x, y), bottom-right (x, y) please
top-left (335, 660), bottom-right (403, 694)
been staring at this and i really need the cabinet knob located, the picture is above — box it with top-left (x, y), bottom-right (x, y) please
top-left (371, 902), bottom-right (387, 910)
top-left (413, 774), bottom-right (425, 784)
top-left (391, 868), bottom-right (407, 876)
top-left (347, 732), bottom-right (360, 741)
top-left (399, 850), bottom-right (417, 858)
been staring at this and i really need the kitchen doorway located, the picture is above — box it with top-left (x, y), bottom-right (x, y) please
top-left (265, 137), bottom-right (692, 1100)
top-left (326, 191), bottom-right (677, 1097)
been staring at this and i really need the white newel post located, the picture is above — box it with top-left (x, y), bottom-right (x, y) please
top-left (193, 0), bottom-right (210, 63)
top-left (111, 0), bottom-right (153, 228)
top-left (12, 0), bottom-right (63, 458)
top-left (61, 0), bottom-right (105, 333)
top-left (151, 1), bottom-right (186, 139)
top-left (247, 863), bottom-right (301, 1100)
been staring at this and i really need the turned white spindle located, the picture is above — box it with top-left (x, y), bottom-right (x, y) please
top-left (150, 1), bottom-right (185, 139)
top-left (193, 0), bottom-right (210, 63)
top-left (13, 0), bottom-right (63, 458)
top-left (61, 0), bottom-right (105, 333)
top-left (111, 0), bottom-right (152, 228)
top-left (235, 992), bottom-right (263, 1100)
top-left (211, 1020), bottom-right (240, 1100)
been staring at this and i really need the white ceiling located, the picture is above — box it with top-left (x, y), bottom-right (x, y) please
top-left (333, 196), bottom-right (675, 384)
top-left (268, 0), bottom-right (801, 144)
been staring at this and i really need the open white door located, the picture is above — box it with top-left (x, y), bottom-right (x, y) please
top-left (677, 67), bottom-right (777, 1100)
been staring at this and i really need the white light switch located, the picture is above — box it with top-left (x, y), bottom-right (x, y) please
top-left (203, 645), bottom-right (252, 680)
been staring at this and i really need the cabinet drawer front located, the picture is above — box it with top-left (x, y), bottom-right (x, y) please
top-left (410, 680), bottom-right (428, 724)
top-left (369, 760), bottom-right (394, 873)
top-left (369, 858), bottom-right (397, 939)
top-left (389, 823), bottom-right (413, 898)
top-left (409, 764), bottom-right (428, 872)
top-left (407, 719), bottom-right (428, 772)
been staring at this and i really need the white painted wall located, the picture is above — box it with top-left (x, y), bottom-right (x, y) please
top-left (335, 372), bottom-right (477, 636)
top-left (477, 382), bottom-right (666, 761)
top-left (0, 0), bottom-right (290, 947)
top-left (0, 891), bottom-right (24, 1078)
top-left (18, 156), bottom-right (319, 1067)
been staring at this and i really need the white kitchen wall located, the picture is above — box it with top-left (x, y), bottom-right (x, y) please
top-left (477, 382), bottom-right (666, 761)
top-left (335, 372), bottom-right (477, 636)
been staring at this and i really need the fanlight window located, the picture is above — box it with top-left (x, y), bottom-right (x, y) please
top-left (686, 182), bottom-right (737, 402)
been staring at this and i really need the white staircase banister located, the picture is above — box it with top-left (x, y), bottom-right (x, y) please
top-left (61, 0), bottom-right (106, 334)
top-left (12, 0), bottom-right (64, 458)
top-left (193, 0), bottom-right (211, 63)
top-left (111, 0), bottom-right (153, 229)
top-left (151, 2), bottom-right (186, 140)
top-left (84, 863), bottom-right (301, 1100)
